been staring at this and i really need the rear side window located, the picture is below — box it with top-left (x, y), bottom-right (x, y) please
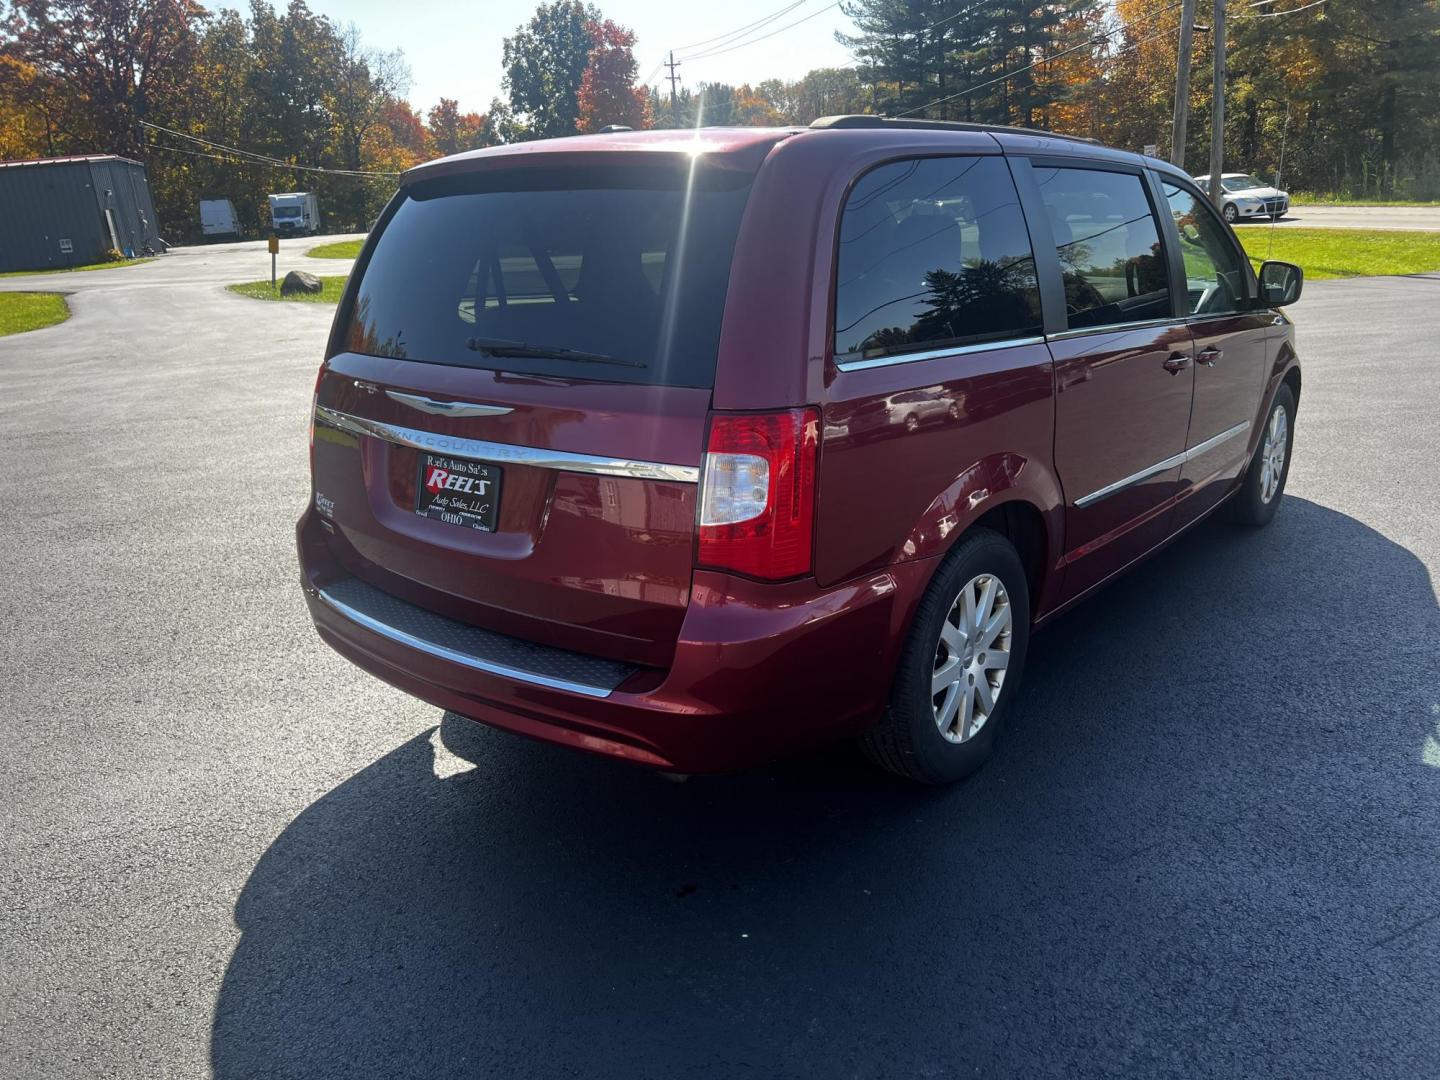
top-left (833, 156), bottom-right (1043, 361)
top-left (345, 164), bottom-right (753, 387)
top-left (1033, 166), bottom-right (1171, 331)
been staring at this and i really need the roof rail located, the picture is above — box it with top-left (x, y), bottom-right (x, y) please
top-left (809, 114), bottom-right (1096, 144)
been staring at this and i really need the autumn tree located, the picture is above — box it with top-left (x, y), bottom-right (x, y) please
top-left (332, 22), bottom-right (410, 173)
top-left (427, 98), bottom-right (490, 155)
top-left (331, 22), bottom-right (410, 223)
top-left (760, 67), bottom-right (869, 123)
top-left (1091, 0), bottom-right (1440, 196)
top-left (502, 1), bottom-right (599, 139)
top-left (576, 18), bottom-right (651, 131)
top-left (2, 0), bottom-right (205, 155)
top-left (384, 102), bottom-right (429, 157)
top-left (0, 54), bottom-right (83, 158)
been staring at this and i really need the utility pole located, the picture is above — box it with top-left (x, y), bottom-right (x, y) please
top-left (1170, 0), bottom-right (1198, 169)
top-left (1207, 0), bottom-right (1227, 210)
top-left (664, 51), bottom-right (682, 107)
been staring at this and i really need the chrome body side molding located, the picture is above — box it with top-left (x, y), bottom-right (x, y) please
top-left (1075, 420), bottom-right (1251, 508)
top-left (834, 335), bottom-right (1046, 373)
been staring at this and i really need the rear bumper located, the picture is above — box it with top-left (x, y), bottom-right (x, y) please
top-left (298, 507), bottom-right (936, 772)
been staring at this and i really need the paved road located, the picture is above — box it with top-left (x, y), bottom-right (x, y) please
top-left (2, 245), bottom-right (1437, 1079)
top-left (1260, 205), bottom-right (1440, 231)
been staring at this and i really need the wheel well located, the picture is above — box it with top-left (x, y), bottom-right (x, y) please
top-left (1282, 364), bottom-right (1301, 405)
top-left (970, 501), bottom-right (1047, 613)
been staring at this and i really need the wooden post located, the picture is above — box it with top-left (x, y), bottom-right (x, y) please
top-left (1171, 0), bottom-right (1198, 168)
top-left (1207, 0), bottom-right (1227, 210)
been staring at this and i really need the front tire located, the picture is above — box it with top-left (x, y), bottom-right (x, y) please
top-left (1223, 203), bottom-right (1239, 223)
top-left (1231, 384), bottom-right (1296, 526)
top-left (860, 528), bottom-right (1031, 784)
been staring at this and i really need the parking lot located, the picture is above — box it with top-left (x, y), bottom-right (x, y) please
top-left (1, 243), bottom-right (1437, 1078)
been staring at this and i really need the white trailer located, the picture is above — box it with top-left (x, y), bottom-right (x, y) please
top-left (268, 191), bottom-right (321, 237)
top-left (199, 199), bottom-right (240, 239)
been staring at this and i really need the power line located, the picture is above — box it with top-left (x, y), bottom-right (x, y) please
top-left (1253, 0), bottom-right (1327, 17)
top-left (681, 2), bottom-right (842, 62)
top-left (895, 0), bottom-right (1189, 119)
top-left (139, 119), bottom-right (399, 177)
top-left (143, 140), bottom-right (397, 179)
top-left (838, 0), bottom-right (992, 70)
top-left (675, 0), bottom-right (808, 54)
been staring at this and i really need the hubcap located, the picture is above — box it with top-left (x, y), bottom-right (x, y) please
top-left (932, 573), bottom-right (1013, 744)
top-left (1259, 402), bottom-right (1288, 504)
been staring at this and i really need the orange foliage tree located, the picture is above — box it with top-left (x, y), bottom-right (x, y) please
top-left (576, 18), bottom-right (651, 132)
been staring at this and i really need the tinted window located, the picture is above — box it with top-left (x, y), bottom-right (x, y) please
top-left (345, 164), bottom-right (752, 387)
top-left (1033, 167), bottom-right (1171, 331)
top-left (1163, 180), bottom-right (1249, 315)
top-left (833, 156), bottom-right (1042, 360)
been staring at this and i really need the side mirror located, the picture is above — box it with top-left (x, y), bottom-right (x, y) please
top-left (1258, 260), bottom-right (1303, 307)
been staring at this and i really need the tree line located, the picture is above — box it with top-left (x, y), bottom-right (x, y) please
top-left (2, 0), bottom-right (1437, 243)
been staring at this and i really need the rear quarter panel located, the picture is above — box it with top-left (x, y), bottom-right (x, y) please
top-left (817, 346), bottom-right (1061, 590)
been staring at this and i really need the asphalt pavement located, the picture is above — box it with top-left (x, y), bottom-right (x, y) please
top-left (1264, 204), bottom-right (1440, 231)
top-left (1, 243), bottom-right (1437, 1079)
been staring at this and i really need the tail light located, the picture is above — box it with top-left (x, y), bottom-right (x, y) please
top-left (697, 408), bottom-right (820, 580)
top-left (308, 363), bottom-right (326, 469)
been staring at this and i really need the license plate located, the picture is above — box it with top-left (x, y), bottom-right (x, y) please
top-left (416, 453), bottom-right (502, 533)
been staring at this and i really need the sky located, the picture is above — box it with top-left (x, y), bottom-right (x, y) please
top-left (302, 0), bottom-right (861, 114)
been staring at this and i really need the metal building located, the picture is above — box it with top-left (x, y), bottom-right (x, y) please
top-left (0, 154), bottom-right (163, 273)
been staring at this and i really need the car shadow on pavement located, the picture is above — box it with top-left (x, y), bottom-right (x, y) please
top-left (211, 497), bottom-right (1440, 1079)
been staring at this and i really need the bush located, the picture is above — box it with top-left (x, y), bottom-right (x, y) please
top-left (101, 247), bottom-right (127, 263)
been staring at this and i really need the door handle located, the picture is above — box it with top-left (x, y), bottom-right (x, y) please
top-left (1196, 346), bottom-right (1223, 366)
top-left (1163, 352), bottom-right (1192, 374)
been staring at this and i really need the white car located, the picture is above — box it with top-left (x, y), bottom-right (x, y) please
top-left (1192, 173), bottom-right (1289, 224)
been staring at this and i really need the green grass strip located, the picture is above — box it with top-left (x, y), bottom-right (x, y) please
top-left (227, 277), bottom-right (349, 304)
top-left (306, 239), bottom-right (364, 259)
top-left (1236, 227), bottom-right (1440, 281)
top-left (0, 292), bottom-right (70, 336)
top-left (0, 258), bottom-right (155, 279)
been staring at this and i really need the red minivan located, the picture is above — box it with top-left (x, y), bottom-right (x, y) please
top-left (299, 117), bottom-right (1303, 783)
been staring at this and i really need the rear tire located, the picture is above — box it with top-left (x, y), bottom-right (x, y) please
top-left (860, 528), bottom-right (1031, 784)
top-left (1230, 384), bottom-right (1296, 526)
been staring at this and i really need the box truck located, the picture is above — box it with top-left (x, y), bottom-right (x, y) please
top-left (268, 191), bottom-right (320, 237)
top-left (199, 199), bottom-right (240, 239)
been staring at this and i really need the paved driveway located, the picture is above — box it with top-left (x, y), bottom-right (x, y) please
top-left (1, 248), bottom-right (1437, 1078)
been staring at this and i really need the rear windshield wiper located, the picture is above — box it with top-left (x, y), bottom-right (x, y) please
top-left (465, 336), bottom-right (645, 369)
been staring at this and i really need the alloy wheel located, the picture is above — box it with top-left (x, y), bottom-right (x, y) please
top-left (932, 573), bottom-right (1013, 744)
top-left (1260, 401), bottom-right (1288, 504)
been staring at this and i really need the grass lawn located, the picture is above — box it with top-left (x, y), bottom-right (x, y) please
top-left (0, 292), bottom-right (70, 336)
top-left (227, 276), bottom-right (349, 303)
top-left (306, 239), bottom-right (364, 259)
top-left (1236, 227), bottom-right (1440, 280)
top-left (0, 258), bottom-right (155, 279)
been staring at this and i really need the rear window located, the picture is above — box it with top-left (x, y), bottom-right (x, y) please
top-left (344, 163), bottom-right (753, 387)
